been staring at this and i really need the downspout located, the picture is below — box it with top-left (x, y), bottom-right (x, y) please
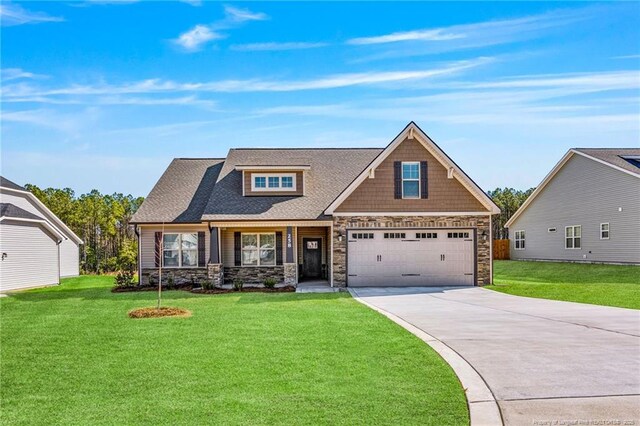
top-left (134, 225), bottom-right (141, 284)
top-left (56, 238), bottom-right (63, 285)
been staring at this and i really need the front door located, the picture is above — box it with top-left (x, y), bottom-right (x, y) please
top-left (302, 238), bottom-right (322, 279)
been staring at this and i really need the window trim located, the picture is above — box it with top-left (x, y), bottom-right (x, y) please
top-left (401, 161), bottom-right (420, 199)
top-left (600, 223), bottom-right (610, 240)
top-left (514, 230), bottom-right (525, 250)
top-left (240, 232), bottom-right (277, 267)
top-left (565, 225), bottom-right (582, 250)
top-left (162, 233), bottom-right (198, 268)
top-left (251, 173), bottom-right (296, 192)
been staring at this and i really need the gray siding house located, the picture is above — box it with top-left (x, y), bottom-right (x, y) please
top-left (506, 149), bottom-right (640, 264)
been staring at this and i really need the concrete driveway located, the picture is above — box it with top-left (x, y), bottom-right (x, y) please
top-left (351, 287), bottom-right (640, 425)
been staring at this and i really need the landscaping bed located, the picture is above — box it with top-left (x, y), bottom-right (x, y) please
top-left (113, 284), bottom-right (296, 294)
top-left (128, 307), bottom-right (191, 318)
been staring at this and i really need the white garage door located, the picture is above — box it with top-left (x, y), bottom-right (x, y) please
top-left (347, 229), bottom-right (475, 287)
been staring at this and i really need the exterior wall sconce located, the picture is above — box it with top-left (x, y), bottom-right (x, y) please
top-left (481, 231), bottom-right (488, 241)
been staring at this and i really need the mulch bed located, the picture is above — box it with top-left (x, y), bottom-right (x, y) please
top-left (128, 307), bottom-right (191, 319)
top-left (113, 285), bottom-right (296, 294)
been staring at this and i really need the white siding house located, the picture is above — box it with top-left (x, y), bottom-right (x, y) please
top-left (0, 177), bottom-right (83, 292)
top-left (506, 149), bottom-right (640, 264)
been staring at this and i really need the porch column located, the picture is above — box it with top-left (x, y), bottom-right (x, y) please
top-left (284, 226), bottom-right (296, 286)
top-left (207, 226), bottom-right (223, 287)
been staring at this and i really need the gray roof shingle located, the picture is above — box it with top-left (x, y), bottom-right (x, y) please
top-left (201, 148), bottom-right (382, 221)
top-left (131, 158), bottom-right (225, 223)
top-left (0, 203), bottom-right (44, 221)
top-left (0, 176), bottom-right (26, 191)
top-left (574, 148), bottom-right (640, 175)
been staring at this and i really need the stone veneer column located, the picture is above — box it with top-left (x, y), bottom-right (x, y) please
top-left (331, 215), bottom-right (492, 287)
top-left (207, 263), bottom-right (223, 287)
top-left (283, 263), bottom-right (297, 286)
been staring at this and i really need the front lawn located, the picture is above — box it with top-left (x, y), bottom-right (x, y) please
top-left (1, 276), bottom-right (468, 425)
top-left (488, 260), bottom-right (640, 309)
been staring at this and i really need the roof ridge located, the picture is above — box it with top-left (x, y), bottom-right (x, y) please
top-left (174, 157), bottom-right (226, 160)
top-left (230, 147), bottom-right (383, 151)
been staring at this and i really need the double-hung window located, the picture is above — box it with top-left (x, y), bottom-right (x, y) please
top-left (241, 233), bottom-right (276, 266)
top-left (600, 223), bottom-right (610, 240)
top-left (565, 225), bottom-right (581, 249)
top-left (163, 233), bottom-right (198, 267)
top-left (402, 162), bottom-right (420, 199)
top-left (514, 230), bottom-right (525, 250)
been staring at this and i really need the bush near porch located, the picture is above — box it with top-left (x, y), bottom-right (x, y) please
top-left (1, 276), bottom-right (468, 425)
top-left (488, 260), bottom-right (640, 309)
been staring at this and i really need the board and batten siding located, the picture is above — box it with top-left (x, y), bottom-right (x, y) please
top-left (509, 154), bottom-right (640, 264)
top-left (221, 227), bottom-right (286, 267)
top-left (0, 190), bottom-right (81, 276)
top-left (139, 225), bottom-right (210, 269)
top-left (0, 221), bottom-right (59, 291)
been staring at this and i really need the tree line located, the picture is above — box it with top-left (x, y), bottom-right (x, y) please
top-left (487, 187), bottom-right (535, 240)
top-left (25, 184), bottom-right (144, 274)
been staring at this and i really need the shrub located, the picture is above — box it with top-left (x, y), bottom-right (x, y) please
top-left (233, 278), bottom-right (244, 292)
top-left (263, 277), bottom-right (277, 289)
top-left (114, 270), bottom-right (135, 288)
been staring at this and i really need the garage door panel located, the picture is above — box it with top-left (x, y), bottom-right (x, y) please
top-left (347, 229), bottom-right (475, 287)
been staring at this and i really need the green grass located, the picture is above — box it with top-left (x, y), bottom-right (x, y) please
top-left (487, 260), bottom-right (640, 309)
top-left (1, 276), bottom-right (468, 425)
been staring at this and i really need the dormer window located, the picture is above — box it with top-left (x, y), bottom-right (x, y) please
top-left (251, 173), bottom-right (297, 192)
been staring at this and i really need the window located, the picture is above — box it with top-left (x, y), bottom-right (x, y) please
top-left (416, 232), bottom-right (437, 239)
top-left (254, 177), bottom-right (266, 188)
top-left (447, 232), bottom-right (470, 239)
top-left (600, 223), bottom-right (609, 240)
top-left (565, 225), bottom-right (581, 249)
top-left (514, 230), bottom-right (525, 250)
top-left (402, 162), bottom-right (420, 199)
top-left (242, 233), bottom-right (276, 266)
top-left (384, 232), bottom-right (406, 239)
top-left (252, 173), bottom-right (296, 192)
top-left (548, 227), bottom-right (557, 233)
top-left (163, 233), bottom-right (198, 267)
top-left (352, 233), bottom-right (374, 240)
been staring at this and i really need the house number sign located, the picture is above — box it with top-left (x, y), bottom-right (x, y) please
top-left (307, 241), bottom-right (318, 250)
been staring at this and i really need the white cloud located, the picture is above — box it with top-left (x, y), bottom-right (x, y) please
top-left (613, 54), bottom-right (640, 59)
top-left (1, 68), bottom-right (48, 81)
top-left (179, 0), bottom-right (202, 5)
top-left (222, 5), bottom-right (268, 23)
top-left (174, 25), bottom-right (223, 51)
top-left (0, 2), bottom-right (63, 26)
top-left (230, 42), bottom-right (328, 51)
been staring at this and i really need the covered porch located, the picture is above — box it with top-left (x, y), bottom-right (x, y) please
top-left (208, 221), bottom-right (333, 287)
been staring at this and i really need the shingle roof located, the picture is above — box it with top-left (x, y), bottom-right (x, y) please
top-left (573, 148), bottom-right (640, 176)
top-left (131, 158), bottom-right (225, 223)
top-left (0, 203), bottom-right (44, 221)
top-left (201, 148), bottom-right (382, 221)
top-left (0, 176), bottom-right (26, 191)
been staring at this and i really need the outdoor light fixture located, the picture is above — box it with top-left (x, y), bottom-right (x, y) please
top-left (481, 231), bottom-right (488, 241)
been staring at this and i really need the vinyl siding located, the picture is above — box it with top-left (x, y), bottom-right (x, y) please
top-left (335, 137), bottom-right (488, 213)
top-left (221, 227), bottom-right (286, 267)
top-left (139, 225), bottom-right (210, 269)
top-left (509, 154), bottom-right (640, 263)
top-left (0, 221), bottom-right (59, 291)
top-left (59, 239), bottom-right (80, 277)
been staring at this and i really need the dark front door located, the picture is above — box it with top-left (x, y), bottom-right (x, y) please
top-left (302, 238), bottom-right (322, 279)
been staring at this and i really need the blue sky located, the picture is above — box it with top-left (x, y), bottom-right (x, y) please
top-left (1, 1), bottom-right (639, 196)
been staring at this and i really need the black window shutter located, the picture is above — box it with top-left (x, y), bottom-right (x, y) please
top-left (234, 232), bottom-right (241, 266)
top-left (394, 161), bottom-right (402, 199)
top-left (197, 231), bottom-right (205, 267)
top-left (275, 231), bottom-right (283, 265)
top-left (420, 161), bottom-right (428, 199)
top-left (154, 232), bottom-right (162, 267)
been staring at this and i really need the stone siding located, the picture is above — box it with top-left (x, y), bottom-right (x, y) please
top-left (332, 215), bottom-right (491, 287)
top-left (223, 266), bottom-right (284, 285)
top-left (283, 263), bottom-right (297, 286)
top-left (207, 263), bottom-right (223, 287)
top-left (140, 268), bottom-right (209, 287)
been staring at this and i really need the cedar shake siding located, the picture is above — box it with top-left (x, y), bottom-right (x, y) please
top-left (243, 170), bottom-right (304, 197)
top-left (334, 137), bottom-right (488, 213)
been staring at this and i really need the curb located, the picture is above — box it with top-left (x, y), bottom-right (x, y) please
top-left (349, 288), bottom-right (503, 426)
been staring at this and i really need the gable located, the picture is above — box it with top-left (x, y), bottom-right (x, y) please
top-left (333, 135), bottom-right (490, 213)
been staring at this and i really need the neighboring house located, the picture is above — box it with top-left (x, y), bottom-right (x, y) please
top-left (131, 122), bottom-right (500, 288)
top-left (0, 177), bottom-right (83, 291)
top-left (506, 148), bottom-right (640, 264)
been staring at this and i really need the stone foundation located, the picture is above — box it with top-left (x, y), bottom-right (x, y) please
top-left (283, 263), bottom-right (297, 286)
top-left (332, 215), bottom-right (492, 287)
top-left (140, 268), bottom-right (209, 287)
top-left (207, 263), bottom-right (223, 287)
top-left (223, 266), bottom-right (284, 285)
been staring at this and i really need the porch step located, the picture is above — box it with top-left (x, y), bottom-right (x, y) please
top-left (296, 285), bottom-right (345, 294)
